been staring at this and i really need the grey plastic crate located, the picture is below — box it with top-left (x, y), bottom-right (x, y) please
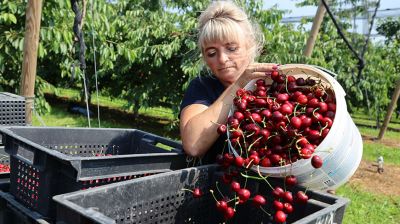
top-left (0, 126), bottom-right (188, 220)
top-left (0, 92), bottom-right (25, 126)
top-left (53, 164), bottom-right (350, 224)
top-left (0, 189), bottom-right (49, 224)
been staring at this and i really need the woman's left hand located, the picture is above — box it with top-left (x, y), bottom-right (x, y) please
top-left (234, 63), bottom-right (279, 88)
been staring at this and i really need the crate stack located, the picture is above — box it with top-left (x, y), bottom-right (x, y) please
top-left (0, 126), bottom-right (189, 223)
top-left (0, 92), bottom-right (29, 223)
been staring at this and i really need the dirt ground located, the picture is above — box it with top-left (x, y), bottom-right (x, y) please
top-left (347, 160), bottom-right (400, 197)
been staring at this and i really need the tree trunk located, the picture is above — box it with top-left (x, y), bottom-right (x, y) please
top-left (20, 0), bottom-right (43, 125)
top-left (133, 99), bottom-right (140, 121)
top-left (377, 77), bottom-right (400, 140)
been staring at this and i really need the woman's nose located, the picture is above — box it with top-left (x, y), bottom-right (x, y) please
top-left (217, 52), bottom-right (229, 64)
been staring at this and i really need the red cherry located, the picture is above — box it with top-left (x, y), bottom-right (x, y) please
top-left (231, 181), bottom-right (241, 193)
top-left (274, 210), bottom-right (287, 223)
top-left (285, 175), bottom-right (297, 187)
top-left (311, 155), bottom-right (323, 168)
top-left (252, 195), bottom-right (267, 207)
top-left (273, 200), bottom-right (284, 210)
top-left (192, 188), bottom-right (202, 198)
top-left (283, 202), bottom-right (294, 214)
top-left (224, 207), bottom-right (235, 220)
top-left (216, 200), bottom-right (228, 212)
top-left (217, 124), bottom-right (227, 135)
top-left (296, 191), bottom-right (309, 204)
top-left (272, 187), bottom-right (284, 199)
top-left (238, 188), bottom-right (251, 203)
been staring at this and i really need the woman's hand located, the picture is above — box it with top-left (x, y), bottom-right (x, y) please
top-left (234, 63), bottom-right (278, 88)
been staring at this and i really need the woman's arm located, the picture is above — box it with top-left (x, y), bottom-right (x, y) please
top-left (180, 83), bottom-right (240, 157)
top-left (180, 63), bottom-right (277, 157)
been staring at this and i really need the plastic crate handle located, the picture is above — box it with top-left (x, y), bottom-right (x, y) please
top-left (141, 134), bottom-right (183, 153)
top-left (15, 143), bottom-right (35, 165)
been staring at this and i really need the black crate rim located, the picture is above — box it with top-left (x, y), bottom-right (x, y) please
top-left (53, 164), bottom-right (351, 224)
top-left (0, 126), bottom-right (183, 162)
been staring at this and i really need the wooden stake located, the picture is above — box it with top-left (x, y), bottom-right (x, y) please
top-left (303, 0), bottom-right (328, 57)
top-left (19, 0), bottom-right (43, 125)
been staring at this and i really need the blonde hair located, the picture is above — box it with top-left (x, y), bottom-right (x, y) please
top-left (197, 1), bottom-right (264, 62)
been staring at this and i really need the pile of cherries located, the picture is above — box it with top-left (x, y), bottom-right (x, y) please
top-left (205, 69), bottom-right (337, 222)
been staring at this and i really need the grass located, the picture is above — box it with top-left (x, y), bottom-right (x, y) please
top-left (362, 143), bottom-right (400, 165)
top-left (32, 106), bottom-right (132, 128)
top-left (336, 183), bottom-right (400, 224)
top-left (357, 126), bottom-right (400, 141)
top-left (44, 87), bottom-right (175, 120)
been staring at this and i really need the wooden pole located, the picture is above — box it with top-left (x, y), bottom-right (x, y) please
top-left (19, 0), bottom-right (43, 125)
top-left (377, 77), bottom-right (400, 140)
top-left (303, 0), bottom-right (328, 57)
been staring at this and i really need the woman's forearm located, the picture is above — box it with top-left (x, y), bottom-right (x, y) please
top-left (181, 83), bottom-right (240, 157)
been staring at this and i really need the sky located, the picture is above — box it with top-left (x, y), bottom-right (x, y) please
top-left (263, 0), bottom-right (400, 39)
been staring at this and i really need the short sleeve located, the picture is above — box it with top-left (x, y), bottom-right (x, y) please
top-left (180, 78), bottom-right (212, 111)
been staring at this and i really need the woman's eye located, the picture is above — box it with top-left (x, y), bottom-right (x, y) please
top-left (207, 51), bottom-right (216, 57)
top-left (228, 46), bottom-right (238, 52)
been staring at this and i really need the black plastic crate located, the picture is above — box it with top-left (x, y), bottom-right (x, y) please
top-left (0, 126), bottom-right (189, 220)
top-left (0, 189), bottom-right (49, 224)
top-left (0, 92), bottom-right (25, 127)
top-left (53, 164), bottom-right (350, 224)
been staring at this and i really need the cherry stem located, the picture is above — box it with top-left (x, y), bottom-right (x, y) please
top-left (256, 166), bottom-right (274, 191)
top-left (259, 205), bottom-right (271, 216)
top-left (215, 181), bottom-right (224, 198)
top-left (247, 136), bottom-right (263, 152)
top-left (181, 188), bottom-right (193, 193)
top-left (209, 189), bottom-right (218, 202)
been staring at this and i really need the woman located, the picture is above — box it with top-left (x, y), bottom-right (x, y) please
top-left (180, 1), bottom-right (277, 163)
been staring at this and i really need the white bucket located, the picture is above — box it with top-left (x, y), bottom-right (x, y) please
top-left (228, 64), bottom-right (363, 190)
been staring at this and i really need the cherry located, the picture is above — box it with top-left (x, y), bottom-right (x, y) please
top-left (252, 195), bottom-right (267, 207)
top-left (297, 94), bottom-right (308, 105)
top-left (272, 187), bottom-right (284, 199)
top-left (283, 202), bottom-right (294, 214)
top-left (260, 109), bottom-right (272, 119)
top-left (296, 191), bottom-right (309, 204)
top-left (285, 175), bottom-right (297, 187)
top-left (234, 156), bottom-right (245, 167)
top-left (272, 111), bottom-right (284, 122)
top-left (283, 191), bottom-right (293, 203)
top-left (192, 188), bottom-right (202, 198)
top-left (296, 77), bottom-right (306, 86)
top-left (216, 200), bottom-right (228, 212)
top-left (238, 188), bottom-right (251, 203)
top-left (321, 117), bottom-right (333, 128)
top-left (217, 124), bottom-right (227, 135)
top-left (260, 157), bottom-right (271, 167)
top-left (290, 116), bottom-right (302, 129)
top-left (274, 210), bottom-right (287, 223)
top-left (233, 111), bottom-right (245, 122)
top-left (224, 207), bottom-right (235, 220)
top-left (223, 153), bottom-right (235, 164)
top-left (273, 200), bottom-right (284, 211)
top-left (311, 155), bottom-right (323, 168)
top-left (236, 88), bottom-right (246, 97)
top-left (231, 181), bottom-right (241, 193)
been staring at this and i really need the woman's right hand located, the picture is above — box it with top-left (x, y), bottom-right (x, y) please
top-left (234, 63), bottom-right (278, 88)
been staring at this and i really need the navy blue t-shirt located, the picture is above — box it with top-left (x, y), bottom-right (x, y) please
top-left (180, 75), bottom-right (227, 163)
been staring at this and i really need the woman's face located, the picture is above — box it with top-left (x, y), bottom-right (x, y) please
top-left (203, 37), bottom-right (250, 87)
